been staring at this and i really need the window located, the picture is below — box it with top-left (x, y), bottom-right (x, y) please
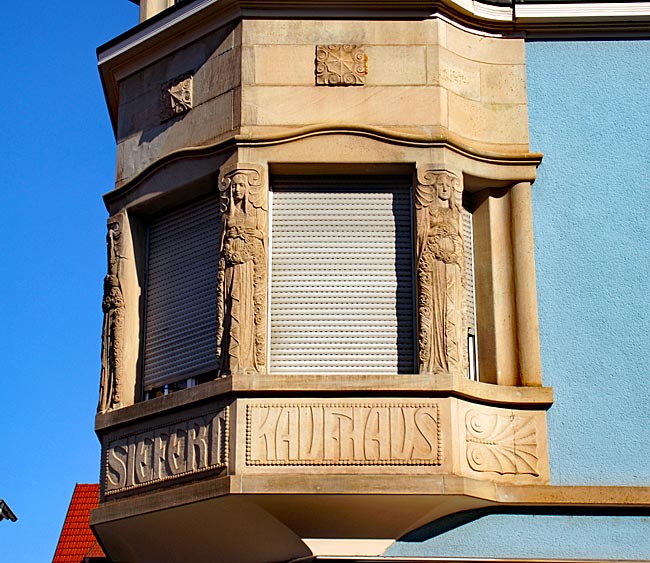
top-left (270, 176), bottom-right (415, 374)
top-left (141, 194), bottom-right (221, 396)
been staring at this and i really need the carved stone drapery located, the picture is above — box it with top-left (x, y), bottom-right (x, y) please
top-left (415, 169), bottom-right (467, 377)
top-left (217, 165), bottom-right (268, 375)
top-left (98, 220), bottom-right (125, 413)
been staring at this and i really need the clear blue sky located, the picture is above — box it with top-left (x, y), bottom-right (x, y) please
top-left (0, 1), bottom-right (138, 560)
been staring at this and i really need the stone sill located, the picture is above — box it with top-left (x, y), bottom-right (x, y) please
top-left (95, 372), bottom-right (553, 433)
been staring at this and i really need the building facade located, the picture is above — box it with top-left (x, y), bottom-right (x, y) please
top-left (91, 1), bottom-right (650, 561)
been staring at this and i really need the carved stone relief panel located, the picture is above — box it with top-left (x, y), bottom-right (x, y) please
top-left (217, 164), bottom-right (268, 376)
top-left (415, 168), bottom-right (467, 377)
top-left (246, 401), bottom-right (440, 466)
top-left (160, 72), bottom-right (193, 122)
top-left (98, 219), bottom-right (125, 414)
top-left (315, 45), bottom-right (367, 85)
top-left (103, 406), bottom-right (229, 496)
top-left (463, 407), bottom-right (542, 478)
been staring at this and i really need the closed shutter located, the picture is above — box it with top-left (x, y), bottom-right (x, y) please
top-left (462, 192), bottom-right (478, 380)
top-left (271, 176), bottom-right (414, 374)
top-left (142, 194), bottom-right (220, 391)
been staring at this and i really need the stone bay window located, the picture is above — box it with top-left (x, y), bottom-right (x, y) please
top-left (93, 8), bottom-right (551, 563)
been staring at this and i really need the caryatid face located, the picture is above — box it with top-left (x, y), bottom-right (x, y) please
top-left (436, 175), bottom-right (453, 202)
top-left (231, 174), bottom-right (249, 203)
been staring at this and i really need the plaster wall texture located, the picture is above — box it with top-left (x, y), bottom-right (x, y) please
top-left (387, 38), bottom-right (650, 560)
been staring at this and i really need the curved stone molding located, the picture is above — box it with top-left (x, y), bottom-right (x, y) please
top-left (415, 168), bottom-right (467, 377)
top-left (465, 409), bottom-right (539, 476)
top-left (315, 45), bottom-right (367, 86)
top-left (246, 402), bottom-right (440, 466)
top-left (217, 164), bottom-right (268, 376)
top-left (98, 218), bottom-right (125, 414)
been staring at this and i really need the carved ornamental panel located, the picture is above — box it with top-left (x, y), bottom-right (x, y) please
top-left (316, 45), bottom-right (367, 85)
top-left (247, 401), bottom-right (440, 466)
top-left (465, 409), bottom-right (540, 476)
top-left (103, 407), bottom-right (229, 496)
top-left (160, 72), bottom-right (193, 122)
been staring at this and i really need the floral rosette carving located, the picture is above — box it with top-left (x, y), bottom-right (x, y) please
top-left (316, 44), bottom-right (367, 85)
top-left (465, 409), bottom-right (540, 476)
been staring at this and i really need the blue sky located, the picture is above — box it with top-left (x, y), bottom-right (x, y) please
top-left (0, 2), bottom-right (138, 560)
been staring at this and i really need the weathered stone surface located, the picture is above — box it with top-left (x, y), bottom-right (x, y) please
top-left (103, 406), bottom-right (229, 496)
top-left (315, 44), bottom-right (367, 85)
top-left (217, 164), bottom-right (268, 376)
top-left (246, 401), bottom-right (441, 466)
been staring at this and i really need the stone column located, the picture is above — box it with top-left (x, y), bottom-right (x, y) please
top-left (511, 181), bottom-right (543, 386)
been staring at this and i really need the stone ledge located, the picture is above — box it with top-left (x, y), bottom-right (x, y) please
top-left (95, 373), bottom-right (553, 432)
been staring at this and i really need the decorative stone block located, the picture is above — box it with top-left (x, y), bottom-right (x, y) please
top-left (160, 73), bottom-right (193, 121)
top-left (465, 409), bottom-right (539, 476)
top-left (315, 45), bottom-right (367, 86)
top-left (246, 401), bottom-right (440, 466)
top-left (103, 406), bottom-right (229, 496)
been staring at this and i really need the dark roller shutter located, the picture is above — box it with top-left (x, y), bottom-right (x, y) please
top-left (142, 194), bottom-right (220, 390)
top-left (271, 176), bottom-right (414, 374)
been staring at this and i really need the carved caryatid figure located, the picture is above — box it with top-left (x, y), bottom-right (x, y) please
top-left (416, 170), bottom-right (467, 376)
top-left (98, 220), bottom-right (125, 413)
top-left (217, 167), bottom-right (267, 375)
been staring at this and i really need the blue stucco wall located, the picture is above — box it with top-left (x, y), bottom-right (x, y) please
top-left (387, 39), bottom-right (650, 559)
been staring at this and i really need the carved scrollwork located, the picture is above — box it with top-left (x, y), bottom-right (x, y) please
top-left (217, 165), bottom-right (268, 376)
top-left (160, 72), bottom-right (193, 122)
top-left (315, 45), bottom-right (367, 86)
top-left (98, 220), bottom-right (125, 413)
top-left (415, 169), bottom-right (467, 377)
top-left (465, 409), bottom-right (540, 476)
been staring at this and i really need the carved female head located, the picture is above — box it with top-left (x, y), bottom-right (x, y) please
top-left (219, 166), bottom-right (267, 215)
top-left (231, 173), bottom-right (249, 204)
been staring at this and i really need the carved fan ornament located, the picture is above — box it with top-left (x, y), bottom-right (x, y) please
top-left (216, 166), bottom-right (268, 376)
top-left (465, 410), bottom-right (540, 476)
top-left (316, 45), bottom-right (367, 85)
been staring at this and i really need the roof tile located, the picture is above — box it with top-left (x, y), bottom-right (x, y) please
top-left (52, 484), bottom-right (106, 563)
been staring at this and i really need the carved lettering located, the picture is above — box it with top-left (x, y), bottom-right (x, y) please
top-left (247, 402), bottom-right (440, 466)
top-left (106, 439), bottom-right (128, 489)
top-left (104, 408), bottom-right (229, 495)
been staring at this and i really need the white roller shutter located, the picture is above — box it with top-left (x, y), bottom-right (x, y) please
top-left (462, 192), bottom-right (479, 380)
top-left (142, 194), bottom-right (220, 390)
top-left (271, 176), bottom-right (414, 374)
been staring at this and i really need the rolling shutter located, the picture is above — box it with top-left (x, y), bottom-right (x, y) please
top-left (142, 194), bottom-right (220, 390)
top-left (271, 176), bottom-right (414, 374)
top-left (462, 192), bottom-right (478, 380)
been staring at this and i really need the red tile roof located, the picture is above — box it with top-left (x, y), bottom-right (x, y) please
top-left (52, 484), bottom-right (106, 563)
